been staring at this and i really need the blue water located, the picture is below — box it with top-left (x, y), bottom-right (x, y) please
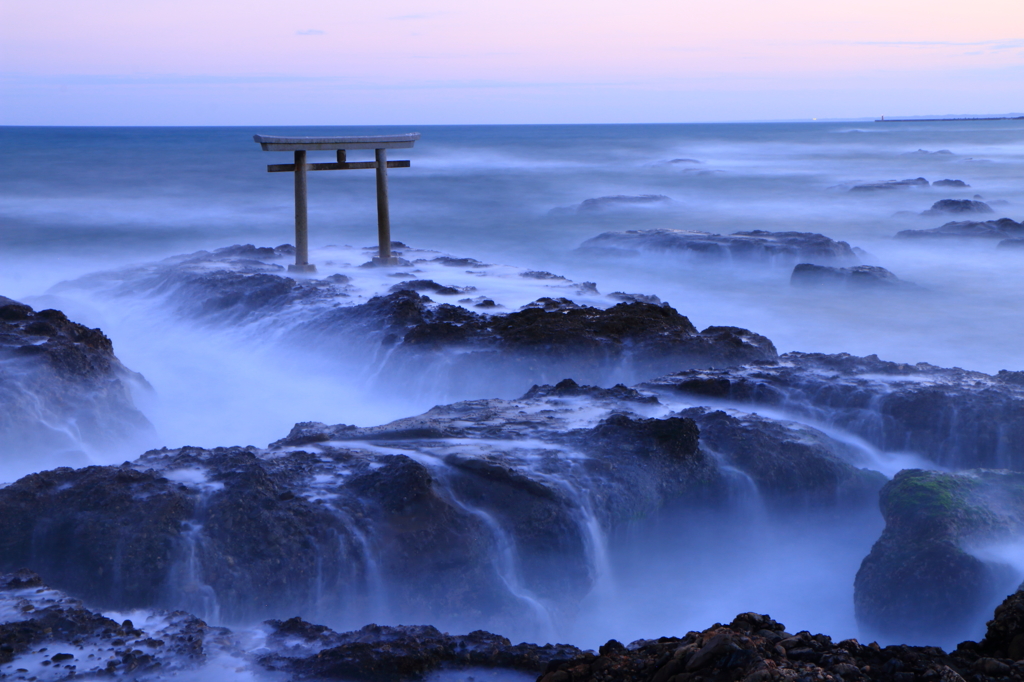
top-left (2, 121), bottom-right (1023, 651)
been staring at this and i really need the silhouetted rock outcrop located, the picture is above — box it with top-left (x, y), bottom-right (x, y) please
top-left (790, 264), bottom-right (915, 290)
top-left (896, 218), bottom-right (1023, 239)
top-left (922, 199), bottom-right (993, 215)
top-left (578, 229), bottom-right (859, 265)
top-left (645, 352), bottom-right (1024, 471)
top-left (855, 469), bottom-right (1024, 645)
top-left (0, 296), bottom-right (153, 477)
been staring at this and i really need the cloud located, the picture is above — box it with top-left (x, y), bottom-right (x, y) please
top-left (296, 29), bottom-right (325, 36)
top-left (388, 12), bottom-right (447, 21)
top-left (846, 38), bottom-right (1024, 50)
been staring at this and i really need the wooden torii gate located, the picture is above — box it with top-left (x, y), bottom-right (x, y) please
top-left (254, 133), bottom-right (420, 271)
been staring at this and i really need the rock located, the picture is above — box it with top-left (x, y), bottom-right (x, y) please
top-left (608, 291), bottom-right (662, 305)
top-left (854, 469), bottom-right (1024, 644)
top-left (678, 407), bottom-right (886, 509)
top-left (998, 239), bottom-right (1024, 249)
top-left (0, 570), bottom-right (213, 678)
top-left (388, 279), bottom-right (476, 296)
top-left (578, 229), bottom-right (859, 265)
top-left (58, 246), bottom-right (776, 397)
top-left (922, 199), bottom-right (994, 215)
top-left (980, 586), bottom-right (1024, 660)
top-left (934, 179), bottom-right (971, 187)
top-left (851, 177), bottom-right (930, 191)
top-left (1, 373), bottom-right (886, 635)
top-left (644, 352), bottom-right (1024, 471)
top-left (0, 297), bottom-right (154, 477)
top-left (790, 263), bottom-right (915, 290)
top-left (576, 195), bottom-right (671, 211)
top-left (260, 621), bottom-right (587, 681)
top-left (344, 295), bottom-right (779, 393)
top-left (896, 218), bottom-right (1024, 239)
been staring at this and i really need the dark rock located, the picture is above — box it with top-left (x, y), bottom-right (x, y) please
top-left (679, 407), bottom-right (886, 509)
top-left (922, 199), bottom-right (993, 215)
top-left (388, 279), bottom-right (476, 296)
top-left (791, 263), bottom-right (916, 290)
top-left (669, 158), bottom-right (702, 164)
top-left (934, 179), bottom-right (971, 187)
top-left (521, 270), bottom-right (569, 280)
top-left (577, 195), bottom-right (671, 211)
top-left (578, 229), bottom-right (859, 265)
top-left (851, 177), bottom-right (930, 191)
top-left (425, 255), bottom-right (491, 268)
top-left (0, 571), bottom-right (213, 677)
top-left (855, 469), bottom-right (1024, 644)
top-left (0, 298), bottom-right (153, 474)
top-left (608, 291), bottom-right (662, 305)
top-left (55, 246), bottom-right (777, 396)
top-left (645, 352), bottom-right (1024, 471)
top-left (997, 239), bottom-right (1024, 249)
top-left (896, 218), bottom-right (1024, 239)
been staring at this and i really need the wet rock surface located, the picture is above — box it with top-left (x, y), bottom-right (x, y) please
top-left (922, 199), bottom-right (993, 215)
top-left (645, 352), bottom-right (1024, 471)
top-left (578, 229), bottom-right (858, 265)
top-left (1, 570), bottom-right (214, 680)
top-left (576, 195), bottom-right (672, 211)
top-left (540, 607), bottom-right (1024, 682)
top-left (851, 177), bottom-right (931, 191)
top-left (55, 245), bottom-right (777, 395)
top-left (896, 218), bottom-right (1024, 239)
top-left (0, 296), bottom-right (153, 474)
top-left (260, 620), bottom-right (587, 680)
top-left (1, 374), bottom-right (884, 636)
top-left (855, 469), bottom-right (1024, 645)
top-left (14, 572), bottom-right (1024, 682)
top-left (790, 264), bottom-right (915, 290)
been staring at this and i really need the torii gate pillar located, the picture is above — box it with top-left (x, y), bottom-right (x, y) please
top-left (254, 133), bottom-right (421, 271)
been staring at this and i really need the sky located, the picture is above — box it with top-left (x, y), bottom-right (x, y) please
top-left (0, 0), bottom-right (1021, 125)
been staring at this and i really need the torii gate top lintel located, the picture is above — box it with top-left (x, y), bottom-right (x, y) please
top-left (254, 133), bottom-right (420, 151)
top-left (255, 133), bottom-right (420, 271)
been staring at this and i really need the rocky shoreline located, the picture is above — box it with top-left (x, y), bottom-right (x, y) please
top-left (6, 242), bottom-right (1024, 680)
top-left (8, 569), bottom-right (1024, 682)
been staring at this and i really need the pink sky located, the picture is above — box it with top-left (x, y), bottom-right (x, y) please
top-left (1, 0), bottom-right (1021, 124)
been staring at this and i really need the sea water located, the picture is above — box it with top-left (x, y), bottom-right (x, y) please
top-left (1, 121), bottom-right (1023, 650)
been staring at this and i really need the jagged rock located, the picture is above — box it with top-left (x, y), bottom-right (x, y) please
top-left (851, 177), bottom-right (930, 191)
top-left (922, 199), bottom-right (993, 215)
top-left (538, 610), bottom-right (1023, 682)
top-left (790, 263), bottom-right (916, 289)
top-left (0, 297), bottom-right (153, 476)
top-left (608, 292), bottom-right (662, 305)
top-left (1, 375), bottom-right (884, 636)
top-left (388, 279), bottom-right (476, 296)
top-left (9, 572), bottom-right (1024, 682)
top-left (855, 469), bottom-right (1024, 644)
top-left (980, 586), bottom-right (1024, 660)
top-left (0, 570), bottom-right (213, 679)
top-left (934, 179), bottom-right (971, 187)
top-left (55, 246), bottom-right (776, 396)
top-left (576, 195), bottom-right (671, 211)
top-left (678, 407), bottom-right (886, 509)
top-left (644, 352), bottom-right (1024, 471)
top-left (896, 218), bottom-right (1024, 239)
top-left (296, 292), bottom-right (778, 393)
top-left (578, 229), bottom-right (858, 265)
top-left (260, 620), bottom-right (587, 681)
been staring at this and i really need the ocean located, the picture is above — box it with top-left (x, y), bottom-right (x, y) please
top-left (1, 120), bottom-right (1023, 660)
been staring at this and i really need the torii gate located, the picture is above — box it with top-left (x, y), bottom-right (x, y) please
top-left (254, 133), bottom-right (420, 271)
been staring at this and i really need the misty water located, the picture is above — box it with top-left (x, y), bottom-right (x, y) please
top-left (2, 121), bottom-right (1024, 668)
